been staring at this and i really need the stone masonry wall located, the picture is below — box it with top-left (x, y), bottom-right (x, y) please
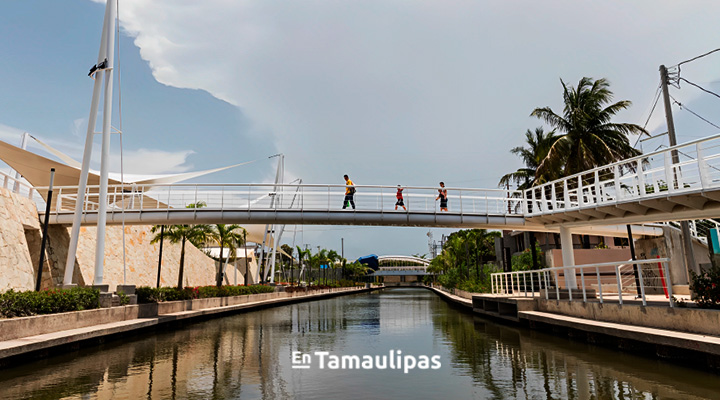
top-left (0, 187), bottom-right (243, 292)
top-left (0, 187), bottom-right (40, 292)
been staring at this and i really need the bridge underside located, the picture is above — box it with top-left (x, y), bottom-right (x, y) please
top-left (527, 190), bottom-right (720, 228)
top-left (47, 209), bottom-right (529, 230)
top-left (43, 209), bottom-right (663, 238)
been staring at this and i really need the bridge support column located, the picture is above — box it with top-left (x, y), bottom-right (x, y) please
top-left (560, 226), bottom-right (577, 289)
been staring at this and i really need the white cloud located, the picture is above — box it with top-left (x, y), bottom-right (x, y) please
top-left (101, 0), bottom-right (720, 188)
top-left (86, 0), bottom-right (720, 256)
top-left (109, 148), bottom-right (195, 175)
top-left (72, 118), bottom-right (85, 138)
top-left (0, 123), bottom-right (25, 143)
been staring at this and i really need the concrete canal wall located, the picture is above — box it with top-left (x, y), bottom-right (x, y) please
top-left (0, 286), bottom-right (375, 365)
top-left (428, 285), bottom-right (720, 368)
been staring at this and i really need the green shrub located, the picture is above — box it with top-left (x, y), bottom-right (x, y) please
top-left (135, 285), bottom-right (275, 303)
top-left (0, 287), bottom-right (100, 318)
top-left (511, 245), bottom-right (545, 271)
top-left (690, 265), bottom-right (720, 309)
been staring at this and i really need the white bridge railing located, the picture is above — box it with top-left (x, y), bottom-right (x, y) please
top-left (523, 133), bottom-right (720, 216)
top-left (491, 258), bottom-right (674, 307)
top-left (31, 183), bottom-right (525, 216)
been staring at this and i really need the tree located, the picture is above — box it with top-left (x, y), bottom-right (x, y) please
top-left (295, 246), bottom-right (311, 285)
top-left (499, 127), bottom-right (559, 189)
top-left (345, 261), bottom-right (372, 280)
top-left (532, 77), bottom-right (648, 178)
top-left (150, 202), bottom-right (212, 289)
top-left (429, 229), bottom-right (501, 290)
top-left (208, 224), bottom-right (246, 287)
top-left (280, 244), bottom-right (294, 284)
top-left (324, 250), bottom-right (340, 285)
top-left (151, 223), bottom-right (213, 289)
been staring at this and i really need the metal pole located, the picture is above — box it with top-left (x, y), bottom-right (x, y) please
top-left (660, 64), bottom-right (697, 280)
top-left (156, 225), bottom-right (164, 288)
top-left (63, 0), bottom-right (114, 287)
top-left (36, 168), bottom-right (55, 291)
top-left (627, 225), bottom-right (642, 296)
top-left (244, 230), bottom-right (249, 286)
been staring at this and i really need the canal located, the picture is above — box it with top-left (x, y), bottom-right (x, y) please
top-left (0, 288), bottom-right (718, 399)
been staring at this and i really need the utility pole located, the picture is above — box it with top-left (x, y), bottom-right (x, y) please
top-left (660, 64), bottom-right (696, 281)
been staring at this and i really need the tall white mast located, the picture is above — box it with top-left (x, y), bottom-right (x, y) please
top-left (63, 0), bottom-right (117, 287)
top-left (12, 132), bottom-right (29, 193)
top-left (268, 154), bottom-right (284, 283)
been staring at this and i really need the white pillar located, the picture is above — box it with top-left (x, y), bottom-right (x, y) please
top-left (93, 0), bottom-right (117, 286)
top-left (63, 0), bottom-right (115, 287)
top-left (560, 226), bottom-right (577, 289)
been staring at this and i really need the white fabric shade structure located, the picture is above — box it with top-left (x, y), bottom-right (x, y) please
top-left (0, 137), bottom-right (284, 243)
top-left (0, 138), bottom-right (253, 208)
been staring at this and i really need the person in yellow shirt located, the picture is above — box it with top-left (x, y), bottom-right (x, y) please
top-left (343, 174), bottom-right (355, 209)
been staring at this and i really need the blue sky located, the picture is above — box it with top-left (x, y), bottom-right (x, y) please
top-left (2, 0), bottom-right (720, 259)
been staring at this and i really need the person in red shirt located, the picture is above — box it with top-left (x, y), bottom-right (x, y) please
top-left (395, 185), bottom-right (406, 211)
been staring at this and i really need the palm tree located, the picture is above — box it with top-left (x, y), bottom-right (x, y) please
top-left (499, 127), bottom-right (559, 189)
top-left (150, 201), bottom-right (212, 289)
top-left (295, 246), bottom-right (311, 285)
top-left (208, 224), bottom-right (246, 287)
top-left (532, 77), bottom-right (648, 177)
top-left (326, 250), bottom-right (340, 285)
top-left (280, 244), bottom-right (294, 284)
top-left (151, 224), bottom-right (213, 289)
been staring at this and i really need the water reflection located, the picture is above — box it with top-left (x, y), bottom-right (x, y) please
top-left (0, 289), bottom-right (717, 399)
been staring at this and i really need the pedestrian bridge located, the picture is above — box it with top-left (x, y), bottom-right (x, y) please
top-left (7, 133), bottom-right (720, 236)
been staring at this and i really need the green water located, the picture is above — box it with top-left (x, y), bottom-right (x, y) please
top-left (0, 288), bottom-right (718, 399)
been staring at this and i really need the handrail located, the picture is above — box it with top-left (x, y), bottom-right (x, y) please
top-left (36, 182), bottom-right (524, 194)
top-left (491, 258), bottom-right (673, 307)
top-left (527, 132), bottom-right (720, 189)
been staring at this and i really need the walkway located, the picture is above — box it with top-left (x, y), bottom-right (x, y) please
top-left (0, 286), bottom-right (373, 364)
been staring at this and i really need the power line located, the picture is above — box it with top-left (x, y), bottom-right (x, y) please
top-left (670, 94), bottom-right (720, 131)
top-left (676, 48), bottom-right (720, 68)
top-left (633, 83), bottom-right (662, 149)
top-left (679, 77), bottom-right (720, 101)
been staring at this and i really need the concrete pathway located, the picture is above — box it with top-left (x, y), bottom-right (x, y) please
top-left (0, 287), bottom-right (370, 363)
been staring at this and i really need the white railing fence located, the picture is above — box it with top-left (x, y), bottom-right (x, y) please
top-left (0, 169), bottom-right (37, 203)
top-left (523, 133), bottom-right (720, 216)
top-left (491, 258), bottom-right (674, 307)
top-left (32, 183), bottom-right (525, 216)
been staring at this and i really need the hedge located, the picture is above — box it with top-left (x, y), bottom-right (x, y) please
top-left (136, 285), bottom-right (275, 303)
top-left (0, 288), bottom-right (100, 318)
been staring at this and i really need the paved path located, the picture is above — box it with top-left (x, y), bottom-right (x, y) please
top-left (0, 287), bottom-right (372, 363)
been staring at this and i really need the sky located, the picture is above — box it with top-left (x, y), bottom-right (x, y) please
top-left (1, 0), bottom-right (720, 260)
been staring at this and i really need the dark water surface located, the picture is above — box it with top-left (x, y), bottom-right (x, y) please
top-left (1, 289), bottom-right (718, 399)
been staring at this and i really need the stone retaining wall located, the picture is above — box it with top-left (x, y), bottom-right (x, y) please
top-left (0, 187), bottom-right (253, 292)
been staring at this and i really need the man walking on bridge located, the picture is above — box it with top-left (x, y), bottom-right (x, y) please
top-left (343, 174), bottom-right (356, 210)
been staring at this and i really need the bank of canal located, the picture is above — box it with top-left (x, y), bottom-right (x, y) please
top-left (0, 288), bottom-right (718, 399)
